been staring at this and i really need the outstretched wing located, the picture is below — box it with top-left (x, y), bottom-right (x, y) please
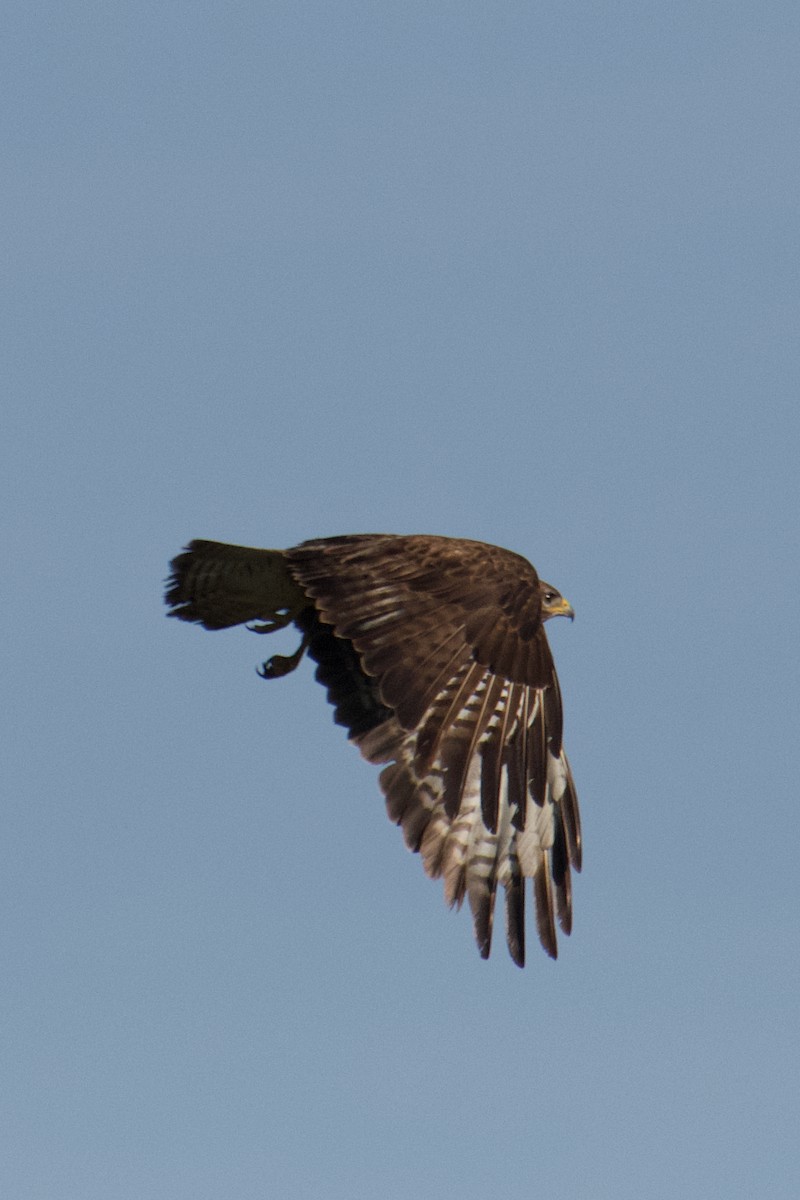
top-left (286, 535), bottom-right (581, 966)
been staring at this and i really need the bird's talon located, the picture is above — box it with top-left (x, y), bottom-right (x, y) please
top-left (256, 631), bottom-right (311, 680)
top-left (247, 610), bottom-right (292, 635)
top-left (257, 655), bottom-right (289, 679)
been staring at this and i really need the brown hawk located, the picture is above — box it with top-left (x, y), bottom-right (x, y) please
top-left (165, 535), bottom-right (581, 967)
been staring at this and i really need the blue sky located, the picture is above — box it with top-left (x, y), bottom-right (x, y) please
top-left (3, 3), bottom-right (799, 1197)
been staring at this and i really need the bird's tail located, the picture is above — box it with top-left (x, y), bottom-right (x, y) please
top-left (165, 539), bottom-right (307, 630)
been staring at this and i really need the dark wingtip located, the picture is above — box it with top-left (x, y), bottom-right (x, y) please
top-left (472, 887), bottom-right (496, 961)
top-left (505, 880), bottom-right (526, 967)
top-left (534, 868), bottom-right (558, 959)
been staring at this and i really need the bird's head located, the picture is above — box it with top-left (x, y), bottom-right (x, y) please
top-left (539, 581), bottom-right (574, 622)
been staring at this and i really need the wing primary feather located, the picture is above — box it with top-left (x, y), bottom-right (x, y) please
top-left (513, 689), bottom-right (534, 831)
top-left (504, 877), bottom-right (526, 967)
top-left (558, 754), bottom-right (582, 871)
top-left (479, 739), bottom-right (502, 835)
top-left (534, 861), bottom-right (558, 959)
top-left (417, 659), bottom-right (485, 779)
top-left (471, 879), bottom-right (497, 959)
top-left (439, 671), bottom-right (505, 820)
top-left (479, 682), bottom-right (519, 833)
top-left (551, 817), bottom-right (573, 935)
top-left (544, 672), bottom-right (564, 755)
top-left (440, 736), bottom-right (472, 821)
top-left (527, 701), bottom-right (548, 806)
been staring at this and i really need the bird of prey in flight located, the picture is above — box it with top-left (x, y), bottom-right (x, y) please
top-left (165, 534), bottom-right (580, 967)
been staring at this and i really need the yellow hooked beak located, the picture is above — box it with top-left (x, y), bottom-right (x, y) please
top-left (544, 596), bottom-right (575, 622)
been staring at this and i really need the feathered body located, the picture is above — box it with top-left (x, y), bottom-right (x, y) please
top-left (166, 534), bottom-right (581, 967)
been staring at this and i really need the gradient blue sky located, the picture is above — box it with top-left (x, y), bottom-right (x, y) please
top-left (4, 4), bottom-right (799, 1198)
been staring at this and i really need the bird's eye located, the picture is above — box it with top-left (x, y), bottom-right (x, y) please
top-left (544, 590), bottom-right (557, 603)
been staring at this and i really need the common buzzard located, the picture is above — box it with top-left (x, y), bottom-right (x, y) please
top-left (165, 535), bottom-right (581, 967)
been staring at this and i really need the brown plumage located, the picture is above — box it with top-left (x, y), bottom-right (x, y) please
top-left (165, 534), bottom-right (581, 967)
